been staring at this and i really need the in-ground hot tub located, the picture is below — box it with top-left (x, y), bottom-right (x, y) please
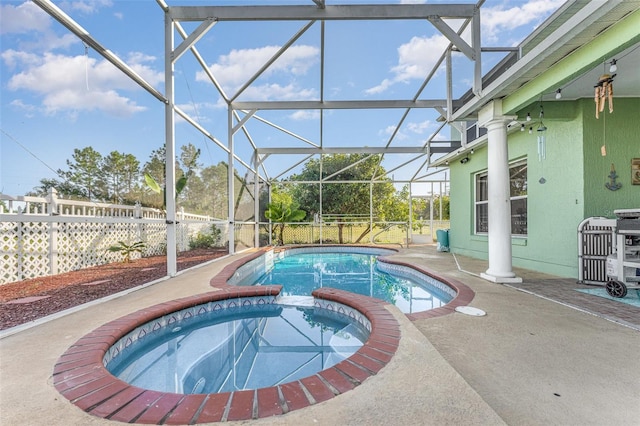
top-left (104, 296), bottom-right (371, 395)
top-left (53, 286), bottom-right (401, 424)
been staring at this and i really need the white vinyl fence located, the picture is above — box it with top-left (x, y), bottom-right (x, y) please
top-left (0, 190), bottom-right (227, 285)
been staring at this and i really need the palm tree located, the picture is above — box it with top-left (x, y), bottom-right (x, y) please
top-left (264, 201), bottom-right (306, 245)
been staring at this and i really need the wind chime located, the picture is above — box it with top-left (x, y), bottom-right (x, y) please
top-left (595, 61), bottom-right (621, 190)
top-left (594, 72), bottom-right (615, 119)
top-left (536, 103), bottom-right (547, 161)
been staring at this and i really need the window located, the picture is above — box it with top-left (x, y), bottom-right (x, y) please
top-left (475, 160), bottom-right (527, 235)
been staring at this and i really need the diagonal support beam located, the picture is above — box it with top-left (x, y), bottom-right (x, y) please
top-left (172, 18), bottom-right (216, 63)
top-left (427, 16), bottom-right (475, 60)
top-left (232, 109), bottom-right (257, 135)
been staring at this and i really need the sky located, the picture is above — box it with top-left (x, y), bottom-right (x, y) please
top-left (0, 0), bottom-right (566, 197)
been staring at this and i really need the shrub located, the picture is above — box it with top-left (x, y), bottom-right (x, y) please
top-left (189, 224), bottom-right (222, 249)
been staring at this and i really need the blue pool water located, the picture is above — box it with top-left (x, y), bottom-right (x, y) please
top-left (235, 251), bottom-right (453, 314)
top-left (107, 304), bottom-right (368, 394)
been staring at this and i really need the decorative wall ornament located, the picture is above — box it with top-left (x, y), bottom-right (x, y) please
top-left (594, 73), bottom-right (615, 118)
top-left (605, 163), bottom-right (622, 191)
top-left (632, 158), bottom-right (640, 185)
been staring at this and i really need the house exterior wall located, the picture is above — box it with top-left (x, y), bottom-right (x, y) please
top-left (582, 97), bottom-right (640, 217)
top-left (449, 97), bottom-right (639, 279)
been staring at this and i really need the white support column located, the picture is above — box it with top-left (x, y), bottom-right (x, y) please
top-left (369, 182), bottom-right (374, 244)
top-left (164, 11), bottom-right (178, 276)
top-left (47, 188), bottom-right (59, 276)
top-left (319, 158), bottom-right (323, 244)
top-left (253, 154), bottom-right (260, 248)
top-left (478, 100), bottom-right (522, 284)
top-left (408, 184), bottom-right (413, 243)
top-left (429, 182), bottom-right (434, 240)
top-left (228, 107), bottom-right (235, 254)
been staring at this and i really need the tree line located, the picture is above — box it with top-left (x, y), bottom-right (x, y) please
top-left (27, 144), bottom-right (236, 218)
top-left (27, 148), bottom-right (448, 225)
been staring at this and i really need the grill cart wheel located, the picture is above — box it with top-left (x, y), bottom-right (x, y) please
top-left (605, 280), bottom-right (627, 298)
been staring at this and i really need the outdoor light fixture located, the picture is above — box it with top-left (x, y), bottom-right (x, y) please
top-left (470, 148), bottom-right (474, 155)
top-left (526, 112), bottom-right (531, 121)
top-left (529, 127), bottom-right (533, 134)
top-left (609, 59), bottom-right (617, 73)
top-left (521, 123), bottom-right (525, 131)
top-left (555, 88), bottom-right (562, 99)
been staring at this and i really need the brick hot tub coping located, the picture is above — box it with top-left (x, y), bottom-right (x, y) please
top-left (53, 246), bottom-right (474, 424)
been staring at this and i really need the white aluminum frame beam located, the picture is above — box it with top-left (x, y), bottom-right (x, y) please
top-left (168, 4), bottom-right (476, 22)
top-left (231, 100), bottom-right (461, 110)
top-left (256, 146), bottom-right (460, 155)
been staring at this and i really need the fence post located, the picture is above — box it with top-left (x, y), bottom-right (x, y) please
top-left (47, 188), bottom-right (59, 275)
top-left (47, 187), bottom-right (59, 215)
top-left (17, 221), bottom-right (24, 280)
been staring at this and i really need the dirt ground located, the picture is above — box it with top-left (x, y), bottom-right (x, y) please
top-left (0, 249), bottom-right (227, 330)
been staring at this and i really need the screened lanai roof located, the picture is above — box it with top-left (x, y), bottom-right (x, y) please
top-left (28, 0), bottom-right (548, 187)
top-left (29, 0), bottom-right (639, 186)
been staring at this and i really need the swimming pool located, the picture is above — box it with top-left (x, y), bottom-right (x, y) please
top-left (230, 246), bottom-right (455, 314)
top-left (105, 302), bottom-right (369, 394)
top-left (54, 247), bottom-right (474, 423)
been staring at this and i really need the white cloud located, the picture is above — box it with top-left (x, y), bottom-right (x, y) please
top-left (482, 0), bottom-right (565, 43)
top-left (366, 78), bottom-right (393, 95)
top-left (366, 1), bottom-right (563, 94)
top-left (240, 83), bottom-right (316, 101)
top-left (407, 120), bottom-right (432, 134)
top-left (59, 0), bottom-right (113, 15)
top-left (366, 34), bottom-right (449, 94)
top-left (43, 88), bottom-right (145, 118)
top-left (175, 101), bottom-right (217, 124)
top-left (198, 44), bottom-right (319, 99)
top-left (0, 2), bottom-right (50, 34)
top-left (0, 2), bottom-right (81, 51)
top-left (380, 124), bottom-right (407, 141)
top-left (3, 51), bottom-right (160, 118)
top-left (290, 110), bottom-right (320, 121)
top-left (379, 119), bottom-right (433, 141)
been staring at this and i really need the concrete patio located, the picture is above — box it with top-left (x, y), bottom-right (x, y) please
top-left (1, 245), bottom-right (638, 425)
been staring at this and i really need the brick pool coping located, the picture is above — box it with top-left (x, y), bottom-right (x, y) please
top-left (53, 246), bottom-right (474, 424)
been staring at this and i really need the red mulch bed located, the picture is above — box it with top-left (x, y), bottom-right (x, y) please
top-left (0, 249), bottom-right (227, 331)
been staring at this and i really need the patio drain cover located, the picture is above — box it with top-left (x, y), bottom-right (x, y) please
top-left (455, 306), bottom-right (486, 316)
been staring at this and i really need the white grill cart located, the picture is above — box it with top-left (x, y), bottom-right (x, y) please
top-left (605, 209), bottom-right (640, 298)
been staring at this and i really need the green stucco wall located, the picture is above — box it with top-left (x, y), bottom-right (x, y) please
top-left (582, 97), bottom-right (640, 217)
top-left (449, 97), bottom-right (639, 279)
